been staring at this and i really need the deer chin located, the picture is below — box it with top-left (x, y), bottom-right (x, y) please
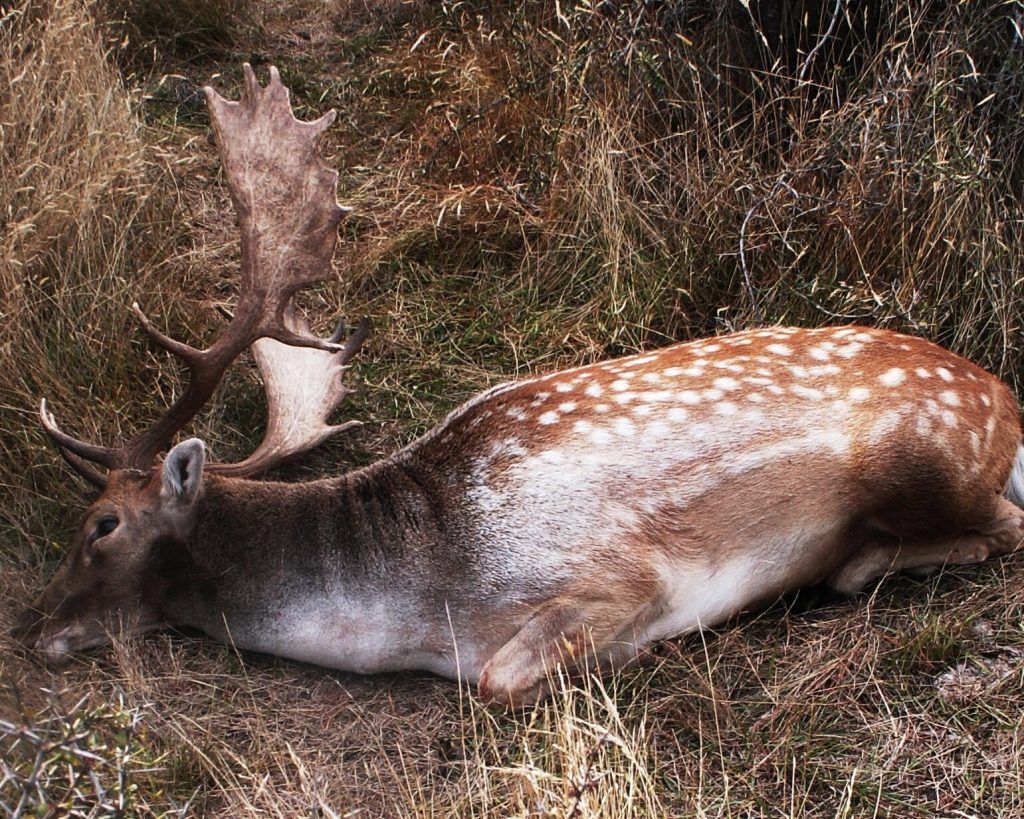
top-left (34, 624), bottom-right (109, 664)
top-left (33, 620), bottom-right (165, 665)
top-left (11, 606), bottom-right (111, 661)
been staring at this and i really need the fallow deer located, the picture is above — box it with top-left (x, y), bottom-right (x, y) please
top-left (12, 66), bottom-right (1024, 706)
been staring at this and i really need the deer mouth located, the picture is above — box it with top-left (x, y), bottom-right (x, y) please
top-left (48, 626), bottom-right (143, 664)
top-left (12, 609), bottom-right (169, 664)
top-left (34, 625), bottom-right (81, 665)
top-left (27, 624), bottom-right (108, 664)
top-left (10, 610), bottom-right (110, 664)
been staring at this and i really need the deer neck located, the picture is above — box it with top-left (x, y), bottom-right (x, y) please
top-left (160, 459), bottom-right (451, 650)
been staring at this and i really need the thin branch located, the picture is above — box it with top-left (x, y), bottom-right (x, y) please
top-left (798, 0), bottom-right (847, 84)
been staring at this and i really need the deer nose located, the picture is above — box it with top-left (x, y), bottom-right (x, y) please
top-left (9, 605), bottom-right (44, 648)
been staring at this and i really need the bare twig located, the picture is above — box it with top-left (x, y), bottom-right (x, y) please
top-left (798, 0), bottom-right (847, 83)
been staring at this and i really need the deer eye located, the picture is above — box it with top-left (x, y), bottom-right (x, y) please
top-left (94, 516), bottom-right (119, 539)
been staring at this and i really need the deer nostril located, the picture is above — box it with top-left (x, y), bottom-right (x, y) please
top-left (9, 606), bottom-right (45, 647)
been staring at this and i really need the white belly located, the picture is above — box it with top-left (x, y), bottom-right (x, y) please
top-left (643, 554), bottom-right (772, 643)
top-left (230, 597), bottom-right (470, 679)
top-left (640, 517), bottom-right (846, 646)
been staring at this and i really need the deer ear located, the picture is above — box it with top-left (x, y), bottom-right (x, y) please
top-left (161, 438), bottom-right (206, 503)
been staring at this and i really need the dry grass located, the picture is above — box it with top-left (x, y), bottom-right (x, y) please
top-left (2, 0), bottom-right (1024, 815)
top-left (0, 0), bottom-right (203, 568)
top-left (4, 573), bottom-right (1024, 816)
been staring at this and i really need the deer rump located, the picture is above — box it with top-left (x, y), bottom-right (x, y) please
top-left (12, 67), bottom-right (1024, 708)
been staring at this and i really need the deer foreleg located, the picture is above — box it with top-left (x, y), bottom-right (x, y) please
top-left (477, 596), bottom-right (647, 708)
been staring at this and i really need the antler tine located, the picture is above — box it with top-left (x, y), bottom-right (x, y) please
top-left (131, 303), bottom-right (204, 365)
top-left (242, 60), bottom-right (261, 102)
top-left (39, 400), bottom-right (120, 470)
top-left (338, 316), bottom-right (372, 365)
top-left (55, 445), bottom-right (109, 488)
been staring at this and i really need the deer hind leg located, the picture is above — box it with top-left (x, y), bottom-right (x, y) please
top-left (829, 496), bottom-right (1024, 595)
top-left (477, 595), bottom-right (649, 708)
top-left (976, 496), bottom-right (1024, 557)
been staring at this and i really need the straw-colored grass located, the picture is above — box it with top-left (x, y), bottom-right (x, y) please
top-left (2, 0), bottom-right (1024, 815)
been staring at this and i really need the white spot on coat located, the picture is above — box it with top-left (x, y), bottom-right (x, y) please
top-left (879, 368), bottom-right (906, 387)
top-left (869, 410), bottom-right (902, 444)
top-left (792, 385), bottom-right (824, 401)
top-left (614, 418), bottom-right (636, 436)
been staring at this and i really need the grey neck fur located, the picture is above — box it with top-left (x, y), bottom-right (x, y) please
top-left (163, 457), bottom-right (456, 642)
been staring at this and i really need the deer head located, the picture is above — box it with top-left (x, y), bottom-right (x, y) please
top-left (11, 65), bottom-right (369, 659)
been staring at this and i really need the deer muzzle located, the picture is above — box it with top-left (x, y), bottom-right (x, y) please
top-left (10, 606), bottom-right (107, 664)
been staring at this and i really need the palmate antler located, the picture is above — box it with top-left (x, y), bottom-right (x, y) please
top-left (40, 65), bottom-right (369, 486)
